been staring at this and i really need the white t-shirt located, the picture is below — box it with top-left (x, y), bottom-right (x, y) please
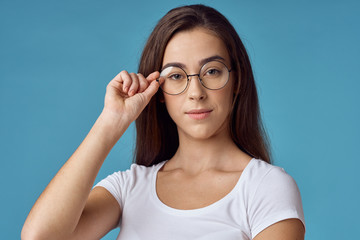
top-left (95, 158), bottom-right (305, 240)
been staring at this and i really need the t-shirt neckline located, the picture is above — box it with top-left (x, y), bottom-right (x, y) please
top-left (151, 158), bottom-right (255, 216)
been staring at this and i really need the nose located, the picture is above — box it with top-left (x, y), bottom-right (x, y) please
top-left (187, 74), bottom-right (206, 100)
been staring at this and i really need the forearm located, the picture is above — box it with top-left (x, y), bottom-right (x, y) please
top-left (22, 111), bottom-right (129, 239)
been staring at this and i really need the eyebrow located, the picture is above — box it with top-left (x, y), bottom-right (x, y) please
top-left (161, 55), bottom-right (226, 71)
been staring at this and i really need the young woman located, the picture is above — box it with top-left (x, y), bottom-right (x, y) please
top-left (22, 4), bottom-right (305, 240)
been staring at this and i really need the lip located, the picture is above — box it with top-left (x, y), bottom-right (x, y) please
top-left (185, 109), bottom-right (213, 120)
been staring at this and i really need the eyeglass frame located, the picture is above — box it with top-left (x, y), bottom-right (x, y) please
top-left (156, 60), bottom-right (232, 95)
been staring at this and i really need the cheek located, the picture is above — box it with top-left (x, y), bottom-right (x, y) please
top-left (220, 80), bottom-right (235, 109)
top-left (220, 95), bottom-right (233, 116)
top-left (164, 96), bottom-right (180, 119)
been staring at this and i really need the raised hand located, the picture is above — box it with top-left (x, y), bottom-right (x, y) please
top-left (102, 70), bottom-right (160, 124)
top-left (21, 70), bottom-right (162, 240)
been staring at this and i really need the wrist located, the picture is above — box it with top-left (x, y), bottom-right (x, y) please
top-left (94, 110), bottom-right (131, 145)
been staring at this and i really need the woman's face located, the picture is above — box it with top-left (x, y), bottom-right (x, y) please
top-left (161, 28), bottom-right (234, 141)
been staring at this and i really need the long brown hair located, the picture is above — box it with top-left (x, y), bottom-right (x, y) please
top-left (135, 4), bottom-right (271, 166)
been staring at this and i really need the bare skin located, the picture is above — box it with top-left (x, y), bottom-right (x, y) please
top-left (157, 28), bottom-right (305, 239)
top-left (21, 71), bottom-right (161, 240)
top-left (156, 28), bottom-right (249, 210)
top-left (21, 28), bottom-right (304, 240)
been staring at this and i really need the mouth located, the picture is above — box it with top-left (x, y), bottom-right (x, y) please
top-left (185, 109), bottom-right (213, 120)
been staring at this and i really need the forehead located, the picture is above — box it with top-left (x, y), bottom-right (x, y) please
top-left (162, 28), bottom-right (230, 69)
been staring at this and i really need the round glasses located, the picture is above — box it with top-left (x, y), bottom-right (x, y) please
top-left (157, 60), bottom-right (232, 95)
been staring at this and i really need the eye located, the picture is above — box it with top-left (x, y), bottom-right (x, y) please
top-left (168, 73), bottom-right (184, 81)
top-left (207, 69), bottom-right (219, 75)
top-left (204, 68), bottom-right (222, 77)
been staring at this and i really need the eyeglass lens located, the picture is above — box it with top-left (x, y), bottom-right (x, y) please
top-left (158, 61), bottom-right (230, 95)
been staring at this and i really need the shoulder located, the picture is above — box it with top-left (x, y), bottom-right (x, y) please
top-left (95, 161), bottom-right (166, 207)
top-left (243, 159), bottom-right (305, 238)
top-left (243, 159), bottom-right (302, 206)
top-left (244, 159), bottom-right (297, 193)
top-left (98, 161), bottom-right (167, 186)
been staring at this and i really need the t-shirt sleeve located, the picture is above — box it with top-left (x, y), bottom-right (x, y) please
top-left (94, 167), bottom-right (132, 210)
top-left (248, 166), bottom-right (305, 238)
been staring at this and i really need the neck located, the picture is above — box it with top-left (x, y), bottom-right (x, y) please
top-left (168, 129), bottom-right (250, 175)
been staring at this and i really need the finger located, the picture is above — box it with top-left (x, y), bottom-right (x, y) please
top-left (137, 73), bottom-right (149, 93)
top-left (128, 72), bottom-right (140, 96)
top-left (141, 78), bottom-right (161, 101)
top-left (106, 73), bottom-right (122, 91)
top-left (120, 70), bottom-right (132, 93)
top-left (146, 71), bottom-right (160, 82)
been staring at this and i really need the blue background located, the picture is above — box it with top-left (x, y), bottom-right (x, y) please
top-left (1, 0), bottom-right (359, 239)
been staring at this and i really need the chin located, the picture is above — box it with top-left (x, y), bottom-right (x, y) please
top-left (177, 121), bottom-right (229, 142)
top-left (183, 128), bottom-right (223, 141)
